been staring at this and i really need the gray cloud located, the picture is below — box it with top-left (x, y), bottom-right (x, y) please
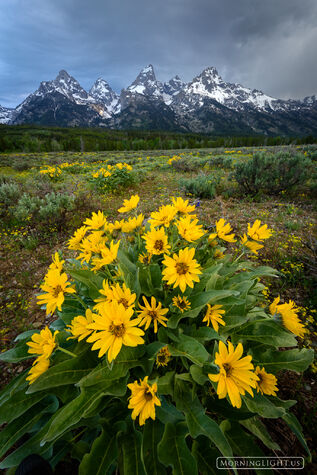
top-left (1, 0), bottom-right (317, 107)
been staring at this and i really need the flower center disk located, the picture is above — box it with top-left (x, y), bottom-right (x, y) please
top-left (176, 262), bottom-right (189, 275)
top-left (109, 323), bottom-right (125, 337)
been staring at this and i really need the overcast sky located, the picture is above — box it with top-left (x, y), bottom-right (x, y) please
top-left (1, 0), bottom-right (317, 107)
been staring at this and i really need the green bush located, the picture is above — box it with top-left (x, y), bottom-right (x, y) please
top-left (179, 173), bottom-right (220, 199)
top-left (90, 167), bottom-right (138, 193)
top-left (14, 192), bottom-right (75, 228)
top-left (171, 158), bottom-right (200, 172)
top-left (0, 183), bottom-right (20, 209)
top-left (232, 152), bottom-right (313, 195)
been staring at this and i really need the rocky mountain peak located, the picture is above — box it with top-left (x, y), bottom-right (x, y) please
top-left (89, 78), bottom-right (119, 112)
top-left (56, 69), bottom-right (71, 81)
top-left (125, 64), bottom-right (163, 98)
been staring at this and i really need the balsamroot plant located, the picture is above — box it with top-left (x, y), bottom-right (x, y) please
top-left (0, 196), bottom-right (313, 473)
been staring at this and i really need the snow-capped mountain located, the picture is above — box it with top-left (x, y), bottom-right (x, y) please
top-left (2, 65), bottom-right (317, 135)
top-left (171, 66), bottom-right (284, 113)
top-left (0, 105), bottom-right (16, 124)
top-left (163, 75), bottom-right (185, 102)
top-left (126, 64), bottom-right (164, 97)
top-left (89, 78), bottom-right (120, 113)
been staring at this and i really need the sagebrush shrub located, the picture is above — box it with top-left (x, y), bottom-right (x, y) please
top-left (0, 183), bottom-right (20, 212)
top-left (233, 152), bottom-right (312, 195)
top-left (14, 192), bottom-right (75, 226)
top-left (179, 173), bottom-right (220, 198)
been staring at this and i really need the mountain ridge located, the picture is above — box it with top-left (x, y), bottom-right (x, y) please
top-left (1, 65), bottom-right (317, 135)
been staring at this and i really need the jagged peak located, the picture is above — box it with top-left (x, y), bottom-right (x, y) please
top-left (56, 69), bottom-right (71, 81)
top-left (140, 64), bottom-right (155, 74)
top-left (199, 66), bottom-right (221, 78)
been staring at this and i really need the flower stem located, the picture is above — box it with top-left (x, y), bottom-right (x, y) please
top-left (57, 346), bottom-right (77, 358)
top-left (73, 294), bottom-right (88, 309)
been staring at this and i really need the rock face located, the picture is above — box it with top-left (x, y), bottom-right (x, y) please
top-left (2, 66), bottom-right (317, 135)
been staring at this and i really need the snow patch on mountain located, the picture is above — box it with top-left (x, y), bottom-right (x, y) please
top-left (0, 105), bottom-right (16, 124)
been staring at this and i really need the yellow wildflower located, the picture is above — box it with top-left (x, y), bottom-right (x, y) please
top-left (255, 366), bottom-right (278, 396)
top-left (208, 341), bottom-right (258, 408)
top-left (162, 247), bottom-right (201, 293)
top-left (142, 227), bottom-right (170, 255)
top-left (247, 220), bottom-right (272, 241)
top-left (67, 309), bottom-right (96, 341)
top-left (138, 296), bottom-right (169, 333)
top-left (150, 205), bottom-right (177, 228)
top-left (26, 357), bottom-right (50, 384)
top-left (87, 301), bottom-right (144, 361)
top-left (37, 269), bottom-right (75, 315)
top-left (202, 304), bottom-right (225, 332)
top-left (118, 195), bottom-right (140, 213)
top-left (176, 215), bottom-right (205, 242)
top-left (209, 219), bottom-right (236, 243)
top-left (128, 376), bottom-right (161, 425)
top-left (27, 326), bottom-right (58, 360)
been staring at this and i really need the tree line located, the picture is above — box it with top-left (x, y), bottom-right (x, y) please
top-left (0, 125), bottom-right (316, 153)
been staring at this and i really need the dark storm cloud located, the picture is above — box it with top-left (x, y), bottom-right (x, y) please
top-left (1, 0), bottom-right (317, 107)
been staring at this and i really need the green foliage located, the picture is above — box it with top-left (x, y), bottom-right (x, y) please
top-left (233, 151), bottom-right (313, 195)
top-left (179, 173), bottom-right (221, 198)
top-left (13, 192), bottom-right (75, 226)
top-left (0, 183), bottom-right (20, 214)
top-left (90, 167), bottom-right (138, 193)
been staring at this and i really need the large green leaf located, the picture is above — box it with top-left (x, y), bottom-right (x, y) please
top-left (253, 348), bottom-right (314, 373)
top-left (157, 371), bottom-right (175, 396)
top-left (192, 437), bottom-right (219, 475)
top-left (142, 420), bottom-right (166, 475)
top-left (0, 420), bottom-right (54, 469)
top-left (149, 263), bottom-right (163, 290)
top-left (41, 375), bottom-right (128, 444)
top-left (68, 269), bottom-right (104, 300)
top-left (185, 326), bottom-right (223, 343)
top-left (0, 341), bottom-right (32, 363)
top-left (57, 296), bottom-right (86, 325)
top-left (0, 370), bottom-right (28, 407)
top-left (157, 422), bottom-right (197, 475)
top-left (282, 413), bottom-right (311, 460)
top-left (79, 424), bottom-right (123, 475)
top-left (231, 320), bottom-right (297, 347)
top-left (243, 393), bottom-right (286, 418)
top-left (0, 396), bottom-right (58, 459)
top-left (78, 345), bottom-right (146, 388)
top-left (118, 429), bottom-right (147, 475)
top-left (175, 392), bottom-right (233, 459)
top-left (222, 421), bottom-right (271, 475)
top-left (205, 397), bottom-right (255, 421)
top-left (118, 249), bottom-right (141, 296)
top-left (240, 417), bottom-right (280, 450)
top-left (27, 349), bottom-right (97, 394)
top-left (156, 396), bottom-right (185, 425)
top-left (190, 365), bottom-right (209, 385)
top-left (168, 334), bottom-right (210, 366)
top-left (0, 389), bottom-right (47, 425)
